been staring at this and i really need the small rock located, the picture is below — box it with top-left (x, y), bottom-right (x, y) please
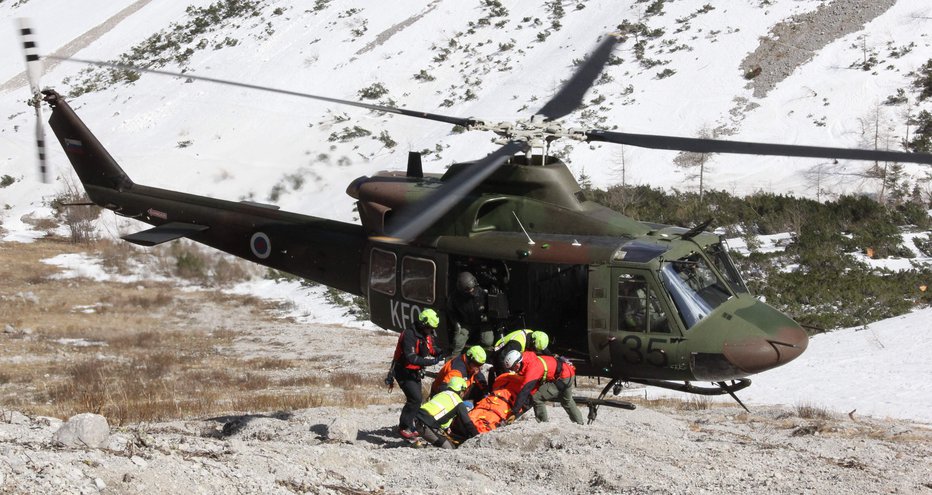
top-left (108, 434), bottom-right (130, 452)
top-left (131, 455), bottom-right (148, 468)
top-left (95, 478), bottom-right (107, 490)
top-left (3, 411), bottom-right (30, 425)
top-left (322, 417), bottom-right (358, 444)
top-left (52, 413), bottom-right (110, 449)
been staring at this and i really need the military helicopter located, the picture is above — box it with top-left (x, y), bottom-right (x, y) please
top-left (17, 22), bottom-right (932, 413)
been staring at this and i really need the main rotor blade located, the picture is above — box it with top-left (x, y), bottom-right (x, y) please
top-left (586, 130), bottom-right (932, 165)
top-left (534, 34), bottom-right (619, 122)
top-left (17, 18), bottom-right (42, 94)
top-left (46, 55), bottom-right (475, 128)
top-left (382, 140), bottom-right (529, 243)
top-left (34, 105), bottom-right (48, 183)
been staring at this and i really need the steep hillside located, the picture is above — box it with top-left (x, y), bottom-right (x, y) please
top-left (1, 0), bottom-right (930, 234)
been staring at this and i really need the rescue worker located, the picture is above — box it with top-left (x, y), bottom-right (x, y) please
top-left (494, 329), bottom-right (551, 355)
top-left (505, 349), bottom-right (585, 425)
top-left (452, 371), bottom-right (524, 440)
top-left (414, 376), bottom-right (479, 449)
top-left (489, 329), bottom-right (550, 383)
top-left (390, 308), bottom-right (442, 440)
top-left (447, 271), bottom-right (493, 355)
top-left (430, 345), bottom-right (488, 401)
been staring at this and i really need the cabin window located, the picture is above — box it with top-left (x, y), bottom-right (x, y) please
top-left (401, 256), bottom-right (436, 304)
top-left (369, 248), bottom-right (397, 296)
top-left (617, 273), bottom-right (671, 333)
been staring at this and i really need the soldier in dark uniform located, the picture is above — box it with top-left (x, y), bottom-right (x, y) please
top-left (447, 271), bottom-right (494, 356)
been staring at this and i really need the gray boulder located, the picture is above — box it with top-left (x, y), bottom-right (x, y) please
top-left (52, 413), bottom-right (110, 449)
top-left (321, 417), bottom-right (358, 444)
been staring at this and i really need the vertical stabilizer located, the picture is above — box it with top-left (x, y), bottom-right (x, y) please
top-left (43, 90), bottom-right (133, 191)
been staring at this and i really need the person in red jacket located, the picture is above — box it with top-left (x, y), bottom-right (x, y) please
top-left (389, 309), bottom-right (442, 439)
top-left (504, 350), bottom-right (585, 425)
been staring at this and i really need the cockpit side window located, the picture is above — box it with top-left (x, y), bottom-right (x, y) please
top-left (617, 274), bottom-right (671, 333)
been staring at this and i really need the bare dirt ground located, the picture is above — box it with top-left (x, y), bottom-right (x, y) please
top-left (2, 238), bottom-right (931, 494)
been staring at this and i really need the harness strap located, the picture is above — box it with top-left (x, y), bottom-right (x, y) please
top-left (537, 356), bottom-right (550, 383)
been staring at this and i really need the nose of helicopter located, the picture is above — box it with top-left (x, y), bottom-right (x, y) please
top-left (722, 308), bottom-right (809, 374)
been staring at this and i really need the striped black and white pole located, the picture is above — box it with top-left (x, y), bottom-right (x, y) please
top-left (17, 18), bottom-right (49, 183)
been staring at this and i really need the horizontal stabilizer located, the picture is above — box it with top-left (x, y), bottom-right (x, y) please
top-left (122, 222), bottom-right (209, 247)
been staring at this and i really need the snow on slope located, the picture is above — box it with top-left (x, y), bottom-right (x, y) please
top-left (1, 0), bottom-right (930, 228)
top-left (742, 307), bottom-right (932, 424)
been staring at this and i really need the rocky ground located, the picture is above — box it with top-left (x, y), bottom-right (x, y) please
top-left (740, 0), bottom-right (898, 98)
top-left (2, 238), bottom-right (932, 494)
top-left (1, 395), bottom-right (931, 494)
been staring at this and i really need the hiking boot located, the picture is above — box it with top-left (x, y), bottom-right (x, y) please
top-left (398, 428), bottom-right (419, 440)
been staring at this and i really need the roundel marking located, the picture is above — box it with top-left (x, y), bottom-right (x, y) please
top-left (251, 232), bottom-right (271, 259)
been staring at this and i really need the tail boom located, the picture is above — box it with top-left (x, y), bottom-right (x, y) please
top-left (44, 90), bottom-right (367, 296)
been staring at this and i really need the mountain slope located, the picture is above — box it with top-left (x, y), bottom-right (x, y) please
top-left (2, 0), bottom-right (930, 235)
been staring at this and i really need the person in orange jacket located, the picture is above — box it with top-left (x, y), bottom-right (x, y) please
top-left (460, 372), bottom-right (524, 436)
top-left (503, 349), bottom-right (585, 425)
top-left (389, 309), bottom-right (442, 439)
top-left (430, 345), bottom-right (488, 401)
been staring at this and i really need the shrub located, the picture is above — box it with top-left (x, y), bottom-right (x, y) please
top-left (357, 82), bottom-right (389, 100)
top-left (50, 178), bottom-right (100, 244)
top-left (328, 126), bottom-right (371, 142)
top-left (913, 59), bottom-right (932, 101)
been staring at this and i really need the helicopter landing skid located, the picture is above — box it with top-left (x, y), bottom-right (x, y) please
top-left (631, 378), bottom-right (752, 412)
top-left (585, 378), bottom-right (637, 424)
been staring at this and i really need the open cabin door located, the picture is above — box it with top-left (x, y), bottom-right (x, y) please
top-left (366, 243), bottom-right (450, 346)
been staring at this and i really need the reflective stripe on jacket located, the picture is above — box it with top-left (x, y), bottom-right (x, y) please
top-left (493, 329), bottom-right (532, 352)
top-left (420, 390), bottom-right (462, 429)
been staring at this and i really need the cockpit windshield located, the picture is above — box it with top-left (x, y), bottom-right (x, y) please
top-left (660, 247), bottom-right (737, 330)
top-left (705, 242), bottom-right (749, 294)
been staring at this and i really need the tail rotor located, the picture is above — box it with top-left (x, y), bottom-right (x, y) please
top-left (17, 18), bottom-right (50, 183)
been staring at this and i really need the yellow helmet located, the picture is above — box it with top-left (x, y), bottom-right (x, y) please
top-left (465, 345), bottom-right (487, 365)
top-left (531, 331), bottom-right (549, 351)
top-left (447, 376), bottom-right (468, 393)
top-left (418, 308), bottom-right (439, 329)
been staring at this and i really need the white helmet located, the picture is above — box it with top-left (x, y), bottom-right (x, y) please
top-left (503, 350), bottom-right (523, 370)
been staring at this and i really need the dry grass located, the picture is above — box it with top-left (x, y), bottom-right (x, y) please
top-left (795, 401), bottom-right (835, 420)
top-left (0, 237), bottom-right (391, 425)
top-left (632, 395), bottom-right (720, 411)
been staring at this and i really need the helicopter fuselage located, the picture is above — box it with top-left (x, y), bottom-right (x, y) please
top-left (44, 89), bottom-right (807, 394)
